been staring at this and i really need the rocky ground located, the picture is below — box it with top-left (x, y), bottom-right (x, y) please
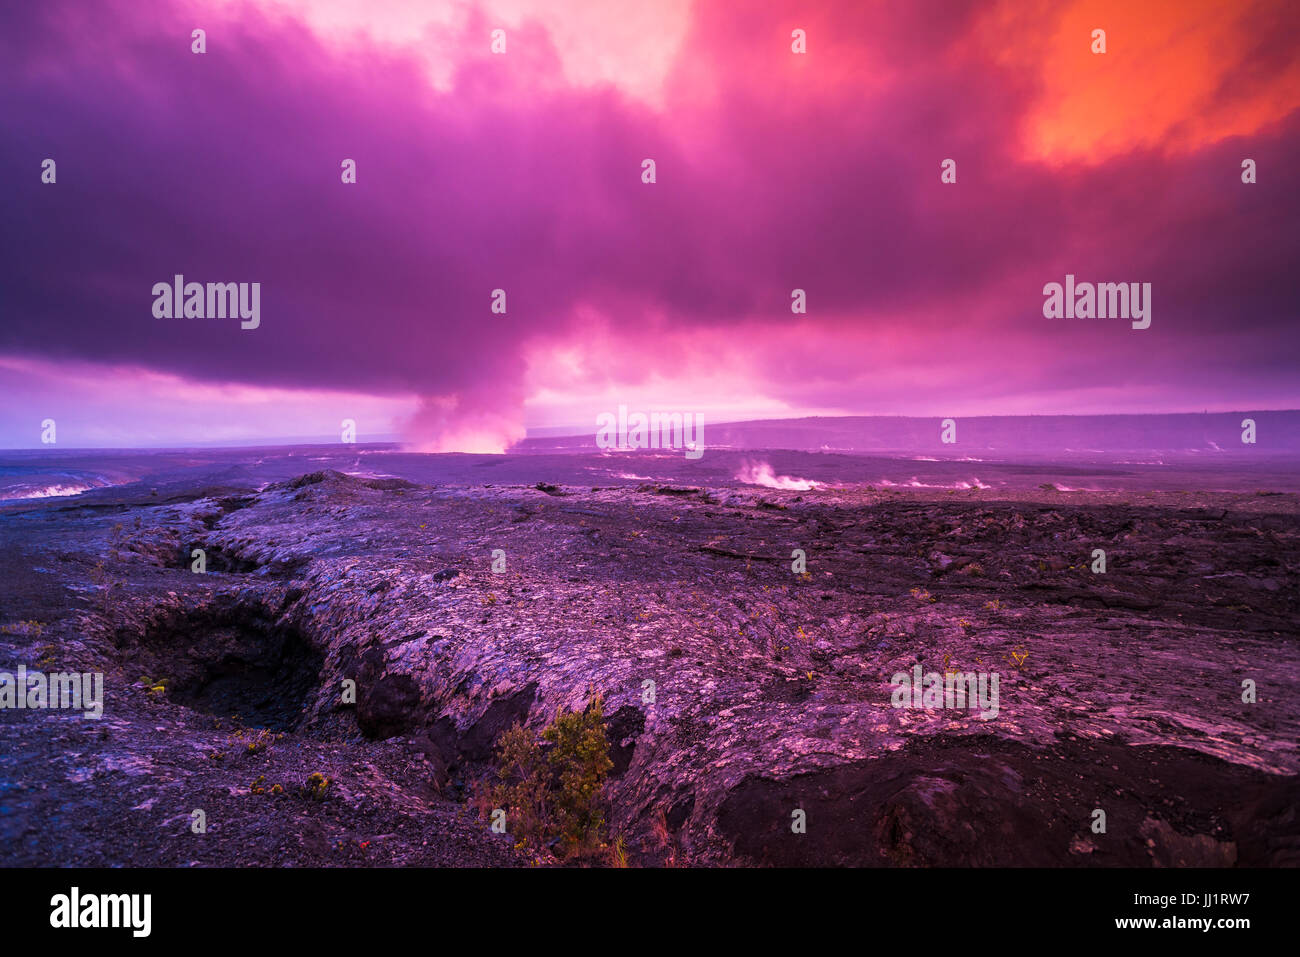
top-left (2, 469), bottom-right (1297, 866)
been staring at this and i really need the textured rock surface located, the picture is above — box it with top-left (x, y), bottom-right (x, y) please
top-left (2, 469), bottom-right (1297, 866)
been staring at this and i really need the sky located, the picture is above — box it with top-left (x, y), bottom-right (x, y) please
top-left (2, 0), bottom-right (1298, 450)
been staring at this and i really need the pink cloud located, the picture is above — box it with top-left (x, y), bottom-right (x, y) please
top-left (1, 0), bottom-right (1297, 448)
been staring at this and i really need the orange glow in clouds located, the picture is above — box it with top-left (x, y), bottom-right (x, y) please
top-left (982, 0), bottom-right (1300, 164)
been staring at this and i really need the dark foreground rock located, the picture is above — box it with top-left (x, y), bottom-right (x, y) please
top-left (1, 470), bottom-right (1297, 866)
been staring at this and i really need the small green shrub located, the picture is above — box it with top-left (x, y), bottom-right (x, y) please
top-left (543, 693), bottom-right (614, 855)
top-left (303, 773), bottom-right (330, 801)
top-left (485, 691), bottom-right (614, 860)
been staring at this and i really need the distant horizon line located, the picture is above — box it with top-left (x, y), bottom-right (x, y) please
top-left (2, 408), bottom-right (1297, 453)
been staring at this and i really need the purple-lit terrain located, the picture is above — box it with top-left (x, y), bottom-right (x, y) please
top-left (2, 422), bottom-right (1298, 866)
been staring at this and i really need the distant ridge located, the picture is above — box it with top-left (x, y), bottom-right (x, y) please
top-left (516, 411), bottom-right (1300, 455)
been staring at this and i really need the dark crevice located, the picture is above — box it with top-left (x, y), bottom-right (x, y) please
top-left (134, 606), bottom-right (324, 732)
